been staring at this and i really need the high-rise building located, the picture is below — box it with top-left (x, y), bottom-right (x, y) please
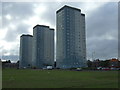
top-left (32, 25), bottom-right (54, 68)
top-left (56, 5), bottom-right (86, 68)
top-left (19, 34), bottom-right (33, 68)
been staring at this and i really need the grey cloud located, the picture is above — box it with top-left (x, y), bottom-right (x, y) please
top-left (2, 55), bottom-right (19, 61)
top-left (0, 2), bottom-right (2, 28)
top-left (16, 24), bottom-right (30, 34)
top-left (2, 2), bottom-right (34, 28)
top-left (86, 2), bottom-right (118, 60)
top-left (86, 2), bottom-right (118, 38)
top-left (2, 2), bottom-right (33, 42)
top-left (2, 2), bottom-right (34, 18)
top-left (4, 23), bottom-right (30, 42)
top-left (4, 30), bottom-right (17, 42)
top-left (87, 38), bottom-right (118, 59)
top-left (37, 2), bottom-right (62, 27)
top-left (0, 2), bottom-right (2, 15)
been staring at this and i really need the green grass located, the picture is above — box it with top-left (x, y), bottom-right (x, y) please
top-left (2, 69), bottom-right (118, 88)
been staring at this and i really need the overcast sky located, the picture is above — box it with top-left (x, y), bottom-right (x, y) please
top-left (0, 1), bottom-right (118, 62)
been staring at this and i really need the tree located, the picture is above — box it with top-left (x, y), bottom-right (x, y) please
top-left (87, 60), bottom-right (92, 67)
top-left (17, 61), bottom-right (19, 64)
top-left (7, 60), bottom-right (11, 63)
top-left (100, 60), bottom-right (110, 67)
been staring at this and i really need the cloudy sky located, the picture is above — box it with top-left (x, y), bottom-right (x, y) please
top-left (0, 1), bottom-right (118, 62)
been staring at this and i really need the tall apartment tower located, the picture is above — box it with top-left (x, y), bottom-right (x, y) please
top-left (56, 5), bottom-right (86, 68)
top-left (32, 25), bottom-right (54, 68)
top-left (19, 34), bottom-right (33, 68)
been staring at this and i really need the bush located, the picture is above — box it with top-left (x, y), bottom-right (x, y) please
top-left (69, 67), bottom-right (77, 70)
top-left (32, 66), bottom-right (36, 69)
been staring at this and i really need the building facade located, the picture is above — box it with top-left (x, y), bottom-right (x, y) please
top-left (56, 5), bottom-right (86, 68)
top-left (19, 34), bottom-right (33, 68)
top-left (32, 25), bottom-right (54, 68)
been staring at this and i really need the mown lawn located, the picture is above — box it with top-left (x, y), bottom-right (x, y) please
top-left (2, 69), bottom-right (118, 88)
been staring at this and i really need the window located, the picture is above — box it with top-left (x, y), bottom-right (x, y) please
top-left (67, 33), bottom-right (69, 35)
top-left (67, 49), bottom-right (69, 51)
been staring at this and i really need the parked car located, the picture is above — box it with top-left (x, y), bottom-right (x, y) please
top-left (111, 68), bottom-right (120, 70)
top-left (47, 66), bottom-right (52, 70)
top-left (76, 68), bottom-right (82, 71)
top-left (97, 67), bottom-right (102, 70)
top-left (102, 67), bottom-right (110, 70)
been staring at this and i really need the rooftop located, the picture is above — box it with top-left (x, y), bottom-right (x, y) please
top-left (33, 24), bottom-right (49, 29)
top-left (56, 5), bottom-right (81, 13)
top-left (21, 34), bottom-right (33, 37)
top-left (81, 13), bottom-right (85, 16)
top-left (50, 28), bottom-right (54, 30)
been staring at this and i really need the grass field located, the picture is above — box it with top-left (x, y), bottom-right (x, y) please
top-left (2, 69), bottom-right (118, 88)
